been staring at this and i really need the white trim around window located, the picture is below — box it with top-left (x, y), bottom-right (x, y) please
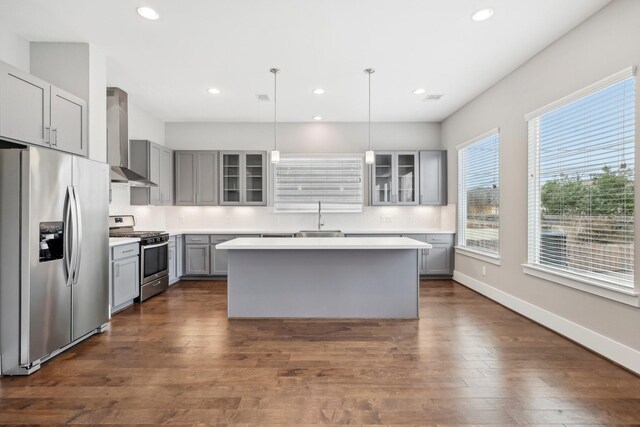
top-left (525, 67), bottom-right (638, 304)
top-left (457, 129), bottom-right (501, 260)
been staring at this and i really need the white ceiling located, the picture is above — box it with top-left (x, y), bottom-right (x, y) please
top-left (0, 0), bottom-right (610, 122)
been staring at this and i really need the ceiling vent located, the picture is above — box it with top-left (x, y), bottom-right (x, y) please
top-left (256, 94), bottom-right (271, 102)
top-left (423, 94), bottom-right (443, 101)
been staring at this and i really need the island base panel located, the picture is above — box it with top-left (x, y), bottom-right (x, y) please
top-left (227, 249), bottom-right (419, 318)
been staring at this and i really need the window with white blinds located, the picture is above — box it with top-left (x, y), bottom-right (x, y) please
top-left (457, 130), bottom-right (500, 257)
top-left (526, 68), bottom-right (636, 289)
top-left (273, 154), bottom-right (364, 213)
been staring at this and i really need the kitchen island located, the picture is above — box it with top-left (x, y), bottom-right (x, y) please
top-left (216, 237), bottom-right (431, 319)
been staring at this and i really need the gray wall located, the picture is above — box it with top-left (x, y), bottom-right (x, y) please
top-left (441, 0), bottom-right (640, 351)
top-left (0, 27), bottom-right (29, 71)
top-left (165, 122), bottom-right (441, 152)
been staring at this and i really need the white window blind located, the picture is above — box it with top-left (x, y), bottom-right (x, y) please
top-left (527, 69), bottom-right (635, 289)
top-left (274, 154), bottom-right (364, 213)
top-left (457, 131), bottom-right (500, 256)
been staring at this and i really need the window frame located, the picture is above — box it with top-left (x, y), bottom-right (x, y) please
top-left (456, 128), bottom-right (501, 261)
top-left (272, 153), bottom-right (365, 213)
top-left (523, 67), bottom-right (640, 307)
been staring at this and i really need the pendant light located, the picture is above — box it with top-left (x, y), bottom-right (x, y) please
top-left (364, 68), bottom-right (375, 164)
top-left (270, 67), bottom-right (280, 163)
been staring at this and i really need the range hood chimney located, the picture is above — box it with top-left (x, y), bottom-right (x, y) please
top-left (106, 87), bottom-right (157, 187)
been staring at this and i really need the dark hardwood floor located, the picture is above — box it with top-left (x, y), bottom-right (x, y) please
top-left (1, 279), bottom-right (638, 425)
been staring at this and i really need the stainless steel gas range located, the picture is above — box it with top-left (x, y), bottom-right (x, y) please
top-left (109, 216), bottom-right (169, 302)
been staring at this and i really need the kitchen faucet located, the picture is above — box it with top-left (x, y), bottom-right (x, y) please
top-left (317, 201), bottom-right (324, 230)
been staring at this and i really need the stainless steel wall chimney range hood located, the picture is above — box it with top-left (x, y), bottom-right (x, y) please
top-left (106, 87), bottom-right (157, 187)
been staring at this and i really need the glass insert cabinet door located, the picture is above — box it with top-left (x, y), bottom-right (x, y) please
top-left (373, 153), bottom-right (394, 204)
top-left (371, 151), bottom-right (418, 205)
top-left (220, 151), bottom-right (267, 205)
top-left (221, 153), bottom-right (241, 204)
top-left (244, 153), bottom-right (264, 204)
top-left (397, 153), bottom-right (417, 204)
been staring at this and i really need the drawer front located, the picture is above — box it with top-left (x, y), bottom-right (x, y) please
top-left (185, 234), bottom-right (210, 244)
top-left (426, 234), bottom-right (454, 245)
top-left (112, 243), bottom-right (139, 260)
top-left (402, 234), bottom-right (427, 242)
top-left (210, 234), bottom-right (236, 243)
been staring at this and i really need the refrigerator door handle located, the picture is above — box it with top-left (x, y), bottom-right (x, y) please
top-left (65, 186), bottom-right (77, 287)
top-left (72, 186), bottom-right (83, 285)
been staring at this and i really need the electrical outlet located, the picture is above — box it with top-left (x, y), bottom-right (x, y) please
top-left (481, 266), bottom-right (486, 276)
top-left (179, 216), bottom-right (185, 224)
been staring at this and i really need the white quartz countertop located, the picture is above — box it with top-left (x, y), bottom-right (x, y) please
top-left (216, 236), bottom-right (433, 250)
top-left (168, 229), bottom-right (455, 236)
top-left (109, 237), bottom-right (140, 247)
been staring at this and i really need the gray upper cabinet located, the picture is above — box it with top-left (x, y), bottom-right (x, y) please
top-left (220, 151), bottom-right (267, 206)
top-left (370, 151), bottom-right (419, 206)
top-left (196, 152), bottom-right (218, 205)
top-left (0, 62), bottom-right (50, 147)
top-left (175, 151), bottom-right (219, 206)
top-left (419, 150), bottom-right (447, 206)
top-left (160, 147), bottom-right (173, 205)
top-left (130, 140), bottom-right (173, 206)
top-left (50, 87), bottom-right (87, 156)
top-left (0, 61), bottom-right (87, 156)
top-left (175, 151), bottom-right (197, 205)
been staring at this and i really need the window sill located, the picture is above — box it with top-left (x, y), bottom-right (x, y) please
top-left (522, 264), bottom-right (640, 307)
top-left (455, 247), bottom-right (501, 265)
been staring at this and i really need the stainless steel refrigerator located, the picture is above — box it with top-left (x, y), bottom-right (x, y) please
top-left (0, 145), bottom-right (109, 375)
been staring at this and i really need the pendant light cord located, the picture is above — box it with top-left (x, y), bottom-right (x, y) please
top-left (364, 68), bottom-right (374, 152)
top-left (273, 70), bottom-right (278, 151)
top-left (368, 71), bottom-right (371, 151)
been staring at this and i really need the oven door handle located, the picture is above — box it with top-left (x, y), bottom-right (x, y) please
top-left (143, 241), bottom-right (169, 250)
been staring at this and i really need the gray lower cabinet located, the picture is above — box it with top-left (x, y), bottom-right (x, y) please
top-left (402, 233), bottom-right (454, 276)
top-left (176, 235), bottom-right (184, 278)
top-left (168, 237), bottom-right (177, 284)
top-left (183, 234), bottom-right (260, 276)
top-left (185, 244), bottom-right (210, 275)
top-left (0, 60), bottom-right (87, 156)
top-left (175, 151), bottom-right (219, 206)
top-left (110, 243), bottom-right (140, 314)
top-left (424, 234), bottom-right (454, 276)
top-left (210, 235), bottom-right (233, 275)
top-left (419, 150), bottom-right (447, 206)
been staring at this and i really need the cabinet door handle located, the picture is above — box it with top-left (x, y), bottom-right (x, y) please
top-left (51, 128), bottom-right (58, 146)
top-left (45, 126), bottom-right (51, 144)
top-left (115, 264), bottom-right (120, 277)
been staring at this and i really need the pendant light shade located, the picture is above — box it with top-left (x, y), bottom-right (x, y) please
top-left (365, 150), bottom-right (375, 164)
top-left (270, 67), bottom-right (280, 164)
top-left (270, 150), bottom-right (280, 163)
top-left (364, 68), bottom-right (375, 164)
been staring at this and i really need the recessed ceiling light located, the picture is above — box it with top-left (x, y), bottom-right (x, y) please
top-left (471, 8), bottom-right (494, 22)
top-left (312, 88), bottom-right (325, 95)
top-left (413, 88), bottom-right (426, 95)
top-left (313, 116), bottom-right (323, 121)
top-left (137, 6), bottom-right (159, 20)
top-left (207, 88), bottom-right (221, 95)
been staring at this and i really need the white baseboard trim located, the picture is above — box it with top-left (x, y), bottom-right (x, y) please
top-left (453, 270), bottom-right (640, 375)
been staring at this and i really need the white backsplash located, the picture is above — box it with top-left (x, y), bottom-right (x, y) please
top-left (111, 183), bottom-right (455, 232)
top-left (163, 205), bottom-right (452, 232)
top-left (109, 184), bottom-right (167, 230)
